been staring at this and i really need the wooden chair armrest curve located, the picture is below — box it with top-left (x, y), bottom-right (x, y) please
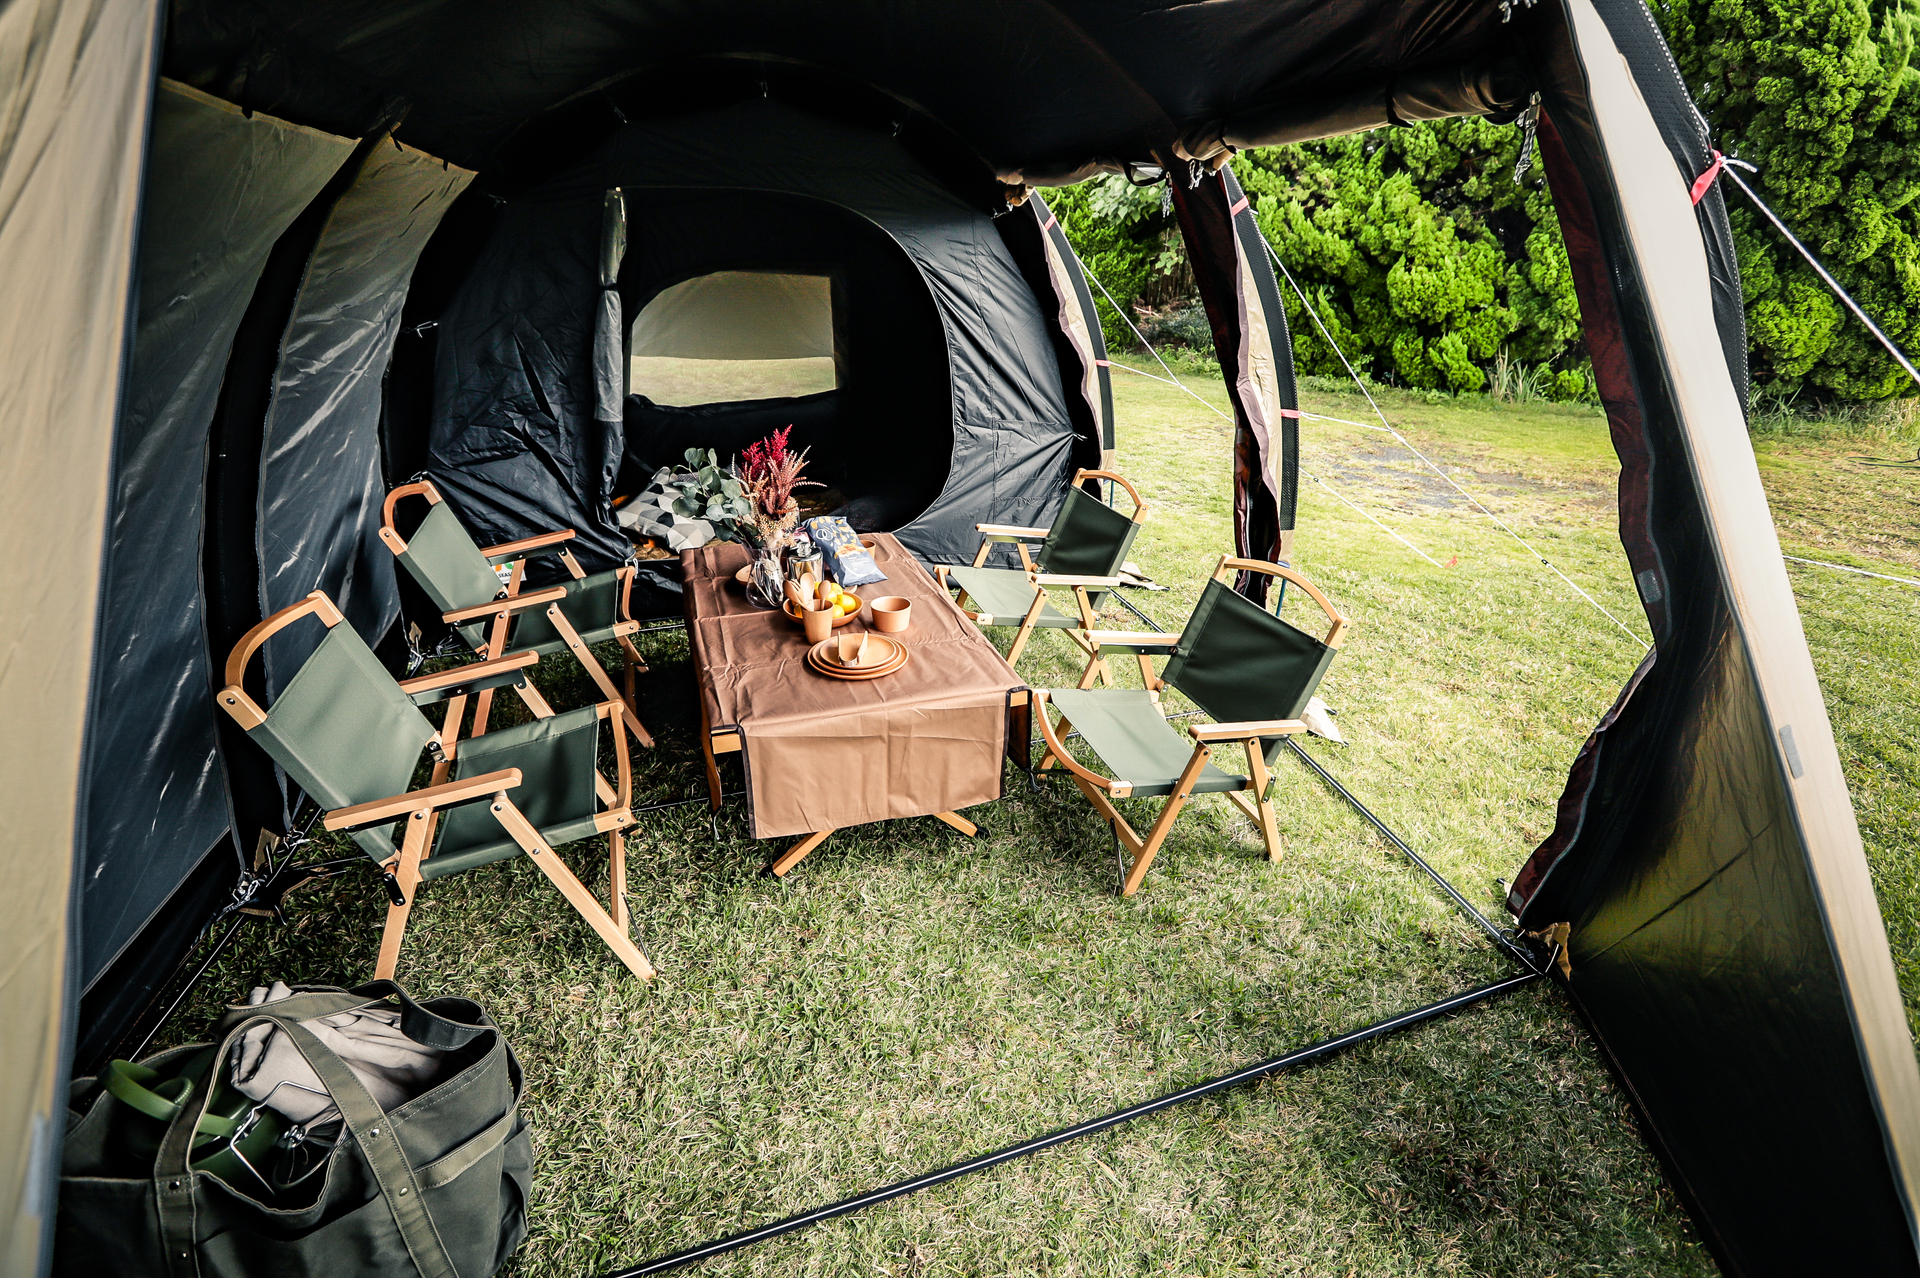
top-left (1188, 719), bottom-right (1307, 742)
top-left (397, 651), bottom-right (538, 694)
top-left (225, 591), bottom-right (345, 688)
top-left (442, 586), bottom-right (567, 624)
top-left (322, 768), bottom-right (523, 831)
top-left (482, 528), bottom-right (577, 561)
top-left (1030, 690), bottom-right (1120, 791)
top-left (380, 481), bottom-right (442, 544)
top-left (1072, 469), bottom-right (1148, 519)
top-left (1209, 555), bottom-right (1352, 648)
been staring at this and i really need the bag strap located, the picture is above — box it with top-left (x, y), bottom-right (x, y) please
top-left (153, 1011), bottom-right (462, 1278)
top-left (212, 980), bottom-right (491, 1051)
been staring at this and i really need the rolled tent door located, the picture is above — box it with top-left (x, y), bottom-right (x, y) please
top-left (1170, 164), bottom-right (1301, 602)
top-left (257, 137), bottom-right (475, 700)
top-left (593, 187), bottom-right (629, 424)
top-left (1027, 191), bottom-right (1116, 472)
top-left (1508, 0), bottom-right (1920, 1270)
top-left (76, 81), bottom-right (355, 993)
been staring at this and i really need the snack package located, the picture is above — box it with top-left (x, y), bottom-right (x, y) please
top-left (803, 516), bottom-right (888, 587)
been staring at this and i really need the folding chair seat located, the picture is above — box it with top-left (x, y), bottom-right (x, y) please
top-left (379, 480), bottom-right (654, 748)
top-left (1034, 556), bottom-right (1350, 895)
top-left (217, 591), bottom-right (654, 981)
top-left (938, 469), bottom-right (1148, 670)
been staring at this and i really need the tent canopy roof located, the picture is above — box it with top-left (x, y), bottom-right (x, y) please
top-left (165, 0), bottom-right (1513, 182)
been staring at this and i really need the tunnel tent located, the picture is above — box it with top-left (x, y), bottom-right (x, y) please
top-left (5, 0), bottom-right (1920, 1273)
top-left (426, 94), bottom-right (1147, 578)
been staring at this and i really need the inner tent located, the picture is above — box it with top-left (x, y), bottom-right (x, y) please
top-left (424, 97), bottom-right (1111, 596)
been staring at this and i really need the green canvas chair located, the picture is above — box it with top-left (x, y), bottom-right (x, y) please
top-left (216, 590), bottom-right (654, 981)
top-left (1034, 555), bottom-right (1350, 896)
top-left (937, 469), bottom-right (1148, 673)
top-left (379, 480), bottom-right (653, 748)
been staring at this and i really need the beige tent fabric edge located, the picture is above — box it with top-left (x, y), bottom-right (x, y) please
top-left (0, 0), bottom-right (160, 1271)
top-left (1565, 0), bottom-right (1920, 1247)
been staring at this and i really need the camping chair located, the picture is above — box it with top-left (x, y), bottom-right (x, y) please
top-left (216, 590), bottom-right (654, 981)
top-left (936, 469), bottom-right (1148, 674)
top-left (1033, 556), bottom-right (1349, 896)
top-left (378, 480), bottom-right (653, 748)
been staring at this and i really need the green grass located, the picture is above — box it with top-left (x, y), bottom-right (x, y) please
top-left (149, 361), bottom-right (1920, 1276)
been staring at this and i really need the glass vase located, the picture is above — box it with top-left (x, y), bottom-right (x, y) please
top-left (746, 542), bottom-right (786, 609)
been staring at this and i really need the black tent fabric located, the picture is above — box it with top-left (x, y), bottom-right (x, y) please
top-left (430, 98), bottom-right (1088, 569)
top-left (75, 82), bottom-right (355, 990)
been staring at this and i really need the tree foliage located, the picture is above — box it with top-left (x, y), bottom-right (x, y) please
top-left (1659, 0), bottom-right (1920, 399)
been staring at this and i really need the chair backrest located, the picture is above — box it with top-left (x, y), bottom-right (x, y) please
top-left (1163, 559), bottom-right (1348, 754)
top-left (217, 594), bottom-right (438, 860)
top-left (1037, 472), bottom-right (1148, 606)
top-left (391, 497), bottom-right (505, 616)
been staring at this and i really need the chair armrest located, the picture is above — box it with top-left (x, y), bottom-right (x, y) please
top-left (1188, 719), bottom-right (1306, 742)
top-left (397, 652), bottom-right (538, 705)
top-left (975, 523), bottom-right (1050, 541)
top-left (442, 585), bottom-right (566, 624)
top-left (481, 529), bottom-right (576, 563)
top-left (1086, 630), bottom-right (1182, 652)
top-left (323, 768), bottom-right (523, 832)
top-left (1033, 574), bottom-right (1123, 588)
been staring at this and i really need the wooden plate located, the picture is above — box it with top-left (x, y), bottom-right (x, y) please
top-left (784, 599), bottom-right (860, 628)
top-left (732, 564), bottom-right (752, 585)
top-left (806, 635), bottom-right (909, 680)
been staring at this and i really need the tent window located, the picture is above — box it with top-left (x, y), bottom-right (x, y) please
top-left (630, 270), bottom-right (836, 405)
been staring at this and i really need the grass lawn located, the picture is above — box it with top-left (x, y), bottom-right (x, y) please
top-left (152, 361), bottom-right (1919, 1276)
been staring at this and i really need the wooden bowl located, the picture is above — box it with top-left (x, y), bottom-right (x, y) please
top-left (784, 599), bottom-right (859, 628)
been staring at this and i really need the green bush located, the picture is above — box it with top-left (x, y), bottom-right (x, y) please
top-left (1658, 0), bottom-right (1920, 401)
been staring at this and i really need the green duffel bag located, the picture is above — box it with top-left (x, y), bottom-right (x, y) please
top-left (56, 980), bottom-right (532, 1278)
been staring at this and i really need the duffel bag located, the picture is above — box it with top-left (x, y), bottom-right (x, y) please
top-left (55, 980), bottom-right (531, 1278)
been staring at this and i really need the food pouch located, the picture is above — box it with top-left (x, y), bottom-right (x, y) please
top-left (802, 516), bottom-right (888, 586)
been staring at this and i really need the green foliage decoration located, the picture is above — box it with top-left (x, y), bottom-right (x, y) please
top-left (1657, 0), bottom-right (1920, 400)
top-left (664, 448), bottom-right (753, 539)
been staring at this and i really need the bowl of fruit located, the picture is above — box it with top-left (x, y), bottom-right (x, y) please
top-left (783, 584), bottom-right (862, 628)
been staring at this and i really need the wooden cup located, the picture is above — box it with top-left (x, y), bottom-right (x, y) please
top-left (801, 604), bottom-right (836, 644)
top-left (870, 596), bottom-right (912, 633)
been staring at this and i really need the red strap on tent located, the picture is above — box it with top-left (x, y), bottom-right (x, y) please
top-left (1279, 408), bottom-right (1301, 418)
top-left (1689, 151), bottom-right (1727, 206)
top-left (1042, 213), bottom-right (1058, 231)
top-left (1094, 359), bottom-right (1111, 366)
top-left (1228, 196), bottom-right (1250, 216)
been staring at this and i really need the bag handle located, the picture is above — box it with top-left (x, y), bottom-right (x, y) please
top-left (152, 1009), bottom-right (462, 1278)
top-left (212, 979), bottom-right (492, 1051)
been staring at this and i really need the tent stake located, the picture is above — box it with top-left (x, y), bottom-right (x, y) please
top-left (603, 967), bottom-right (1543, 1277)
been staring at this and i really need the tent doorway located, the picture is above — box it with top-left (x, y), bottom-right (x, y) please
top-left (612, 186), bottom-right (953, 537)
top-left (629, 270), bottom-right (838, 406)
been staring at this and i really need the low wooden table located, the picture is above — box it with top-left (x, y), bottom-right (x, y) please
top-left (682, 534), bottom-right (1030, 875)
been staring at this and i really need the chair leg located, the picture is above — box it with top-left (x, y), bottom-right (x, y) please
top-left (489, 796), bottom-right (655, 980)
top-left (609, 829), bottom-right (629, 933)
top-left (548, 605), bottom-right (655, 748)
top-left (1113, 746), bottom-right (1212, 896)
top-left (1243, 739), bottom-right (1283, 861)
top-left (514, 679), bottom-right (556, 719)
top-left (374, 811), bottom-right (432, 980)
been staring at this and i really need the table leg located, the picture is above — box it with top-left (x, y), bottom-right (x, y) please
top-left (934, 810), bottom-right (980, 837)
top-left (769, 829), bottom-right (834, 877)
top-left (700, 705), bottom-right (723, 811)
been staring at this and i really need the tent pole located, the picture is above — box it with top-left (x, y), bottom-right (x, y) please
top-left (603, 966), bottom-right (1545, 1278)
top-left (1281, 737), bottom-right (1531, 967)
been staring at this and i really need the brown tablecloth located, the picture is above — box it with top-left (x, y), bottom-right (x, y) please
top-left (683, 534), bottom-right (1026, 839)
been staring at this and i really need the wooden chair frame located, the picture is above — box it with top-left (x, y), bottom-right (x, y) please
top-left (938, 469), bottom-right (1149, 672)
top-left (1037, 555), bottom-right (1349, 896)
top-left (218, 591), bottom-right (653, 981)
top-left (378, 481), bottom-right (653, 749)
